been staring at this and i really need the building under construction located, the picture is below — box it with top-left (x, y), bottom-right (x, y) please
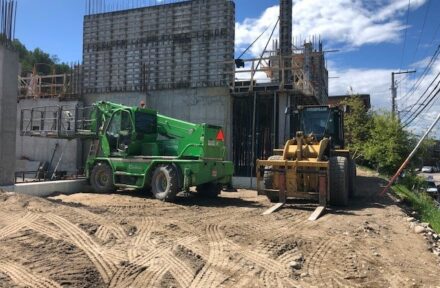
top-left (17, 0), bottom-right (328, 177)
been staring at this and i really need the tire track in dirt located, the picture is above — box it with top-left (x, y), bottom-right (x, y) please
top-left (0, 260), bottom-right (61, 288)
top-left (44, 213), bottom-right (117, 284)
top-left (305, 237), bottom-right (337, 287)
top-left (130, 260), bottom-right (169, 288)
top-left (111, 235), bottom-right (199, 288)
top-left (136, 237), bottom-right (197, 287)
top-left (305, 236), bottom-right (373, 288)
top-left (226, 238), bottom-right (300, 288)
top-left (0, 212), bottom-right (39, 240)
top-left (190, 224), bottom-right (251, 288)
top-left (58, 206), bottom-right (127, 241)
top-left (27, 219), bottom-right (65, 241)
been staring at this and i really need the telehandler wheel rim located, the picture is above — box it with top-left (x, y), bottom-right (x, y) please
top-left (155, 173), bottom-right (168, 193)
top-left (91, 163), bottom-right (116, 194)
top-left (97, 172), bottom-right (110, 187)
top-left (151, 165), bottom-right (179, 202)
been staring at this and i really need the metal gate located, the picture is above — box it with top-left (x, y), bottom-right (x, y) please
top-left (233, 93), bottom-right (277, 177)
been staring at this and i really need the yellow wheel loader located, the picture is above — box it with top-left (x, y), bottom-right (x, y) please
top-left (256, 105), bottom-right (356, 220)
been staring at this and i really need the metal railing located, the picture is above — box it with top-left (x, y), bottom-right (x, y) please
top-left (20, 105), bottom-right (97, 139)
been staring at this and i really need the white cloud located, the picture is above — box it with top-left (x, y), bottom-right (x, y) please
top-left (236, 0), bottom-right (427, 54)
top-left (327, 63), bottom-right (393, 109)
top-left (328, 57), bottom-right (440, 133)
top-left (235, 0), bottom-right (440, 133)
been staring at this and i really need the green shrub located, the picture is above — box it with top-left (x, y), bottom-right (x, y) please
top-left (393, 184), bottom-right (440, 233)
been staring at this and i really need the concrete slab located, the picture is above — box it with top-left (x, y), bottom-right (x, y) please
top-left (12, 179), bottom-right (88, 197)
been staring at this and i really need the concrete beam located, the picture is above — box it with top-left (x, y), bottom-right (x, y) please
top-left (7, 179), bottom-right (88, 197)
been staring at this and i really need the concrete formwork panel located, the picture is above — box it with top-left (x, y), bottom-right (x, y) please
top-left (83, 0), bottom-right (235, 93)
top-left (0, 45), bottom-right (19, 186)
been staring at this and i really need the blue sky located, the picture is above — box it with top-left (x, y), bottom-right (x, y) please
top-left (15, 0), bottom-right (440, 131)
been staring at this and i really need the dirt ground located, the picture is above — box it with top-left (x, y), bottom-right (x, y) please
top-left (0, 169), bottom-right (439, 288)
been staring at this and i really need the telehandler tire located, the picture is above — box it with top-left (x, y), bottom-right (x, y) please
top-left (263, 155), bottom-right (284, 203)
top-left (329, 156), bottom-right (349, 206)
top-left (90, 162), bottom-right (116, 193)
top-left (196, 183), bottom-right (222, 198)
top-left (151, 165), bottom-right (179, 202)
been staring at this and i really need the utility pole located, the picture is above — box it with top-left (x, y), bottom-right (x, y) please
top-left (391, 70), bottom-right (416, 118)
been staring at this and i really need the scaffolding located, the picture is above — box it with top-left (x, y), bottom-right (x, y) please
top-left (18, 64), bottom-right (83, 100)
top-left (231, 40), bottom-right (329, 177)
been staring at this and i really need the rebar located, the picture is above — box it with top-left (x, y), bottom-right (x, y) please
top-left (85, 0), bottom-right (188, 15)
top-left (0, 0), bottom-right (16, 46)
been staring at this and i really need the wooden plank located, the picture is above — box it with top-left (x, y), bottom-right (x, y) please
top-left (262, 202), bottom-right (285, 215)
top-left (308, 206), bottom-right (326, 221)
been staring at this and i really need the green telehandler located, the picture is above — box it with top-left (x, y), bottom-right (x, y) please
top-left (20, 101), bottom-right (234, 201)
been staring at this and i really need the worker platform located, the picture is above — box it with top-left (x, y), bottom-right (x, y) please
top-left (20, 105), bottom-right (97, 139)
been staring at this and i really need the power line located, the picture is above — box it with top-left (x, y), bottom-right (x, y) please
top-left (399, 45), bottom-right (440, 104)
top-left (402, 70), bottom-right (440, 123)
top-left (403, 78), bottom-right (440, 127)
top-left (403, 87), bottom-right (440, 128)
top-left (411, 0), bottom-right (431, 64)
top-left (399, 0), bottom-right (411, 71)
top-left (410, 95), bottom-right (440, 128)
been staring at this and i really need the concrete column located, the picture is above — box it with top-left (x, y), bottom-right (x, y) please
top-left (278, 92), bottom-right (289, 146)
top-left (0, 45), bottom-right (18, 186)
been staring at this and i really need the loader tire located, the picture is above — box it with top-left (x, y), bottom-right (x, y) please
top-left (329, 156), bottom-right (349, 206)
top-left (349, 157), bottom-right (357, 198)
top-left (263, 155), bottom-right (284, 203)
top-left (196, 183), bottom-right (221, 198)
top-left (151, 165), bottom-right (179, 202)
top-left (90, 162), bottom-right (116, 193)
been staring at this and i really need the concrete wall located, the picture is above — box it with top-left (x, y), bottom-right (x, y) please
top-left (16, 98), bottom-right (82, 174)
top-left (0, 45), bottom-right (19, 185)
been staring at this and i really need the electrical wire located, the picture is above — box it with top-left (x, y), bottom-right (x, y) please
top-left (403, 78), bottom-right (440, 127)
top-left (399, 45), bottom-right (440, 104)
top-left (403, 87), bottom-right (440, 128)
top-left (399, 0), bottom-right (411, 71)
top-left (410, 93), bottom-right (440, 128)
top-left (402, 70), bottom-right (440, 123)
top-left (411, 0), bottom-right (431, 64)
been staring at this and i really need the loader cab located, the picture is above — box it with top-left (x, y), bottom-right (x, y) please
top-left (294, 106), bottom-right (345, 149)
top-left (104, 108), bottom-right (157, 156)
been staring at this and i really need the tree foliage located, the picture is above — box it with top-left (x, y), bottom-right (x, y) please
top-left (341, 96), bottom-right (437, 175)
top-left (340, 96), bottom-right (372, 160)
top-left (12, 39), bottom-right (71, 76)
top-left (362, 112), bottom-right (411, 174)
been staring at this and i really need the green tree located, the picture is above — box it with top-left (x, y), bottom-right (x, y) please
top-left (340, 95), bottom-right (372, 160)
top-left (11, 39), bottom-right (71, 76)
top-left (363, 112), bottom-right (411, 174)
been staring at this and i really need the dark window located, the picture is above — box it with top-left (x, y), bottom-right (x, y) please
top-left (301, 108), bottom-right (331, 139)
top-left (135, 112), bottom-right (157, 134)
